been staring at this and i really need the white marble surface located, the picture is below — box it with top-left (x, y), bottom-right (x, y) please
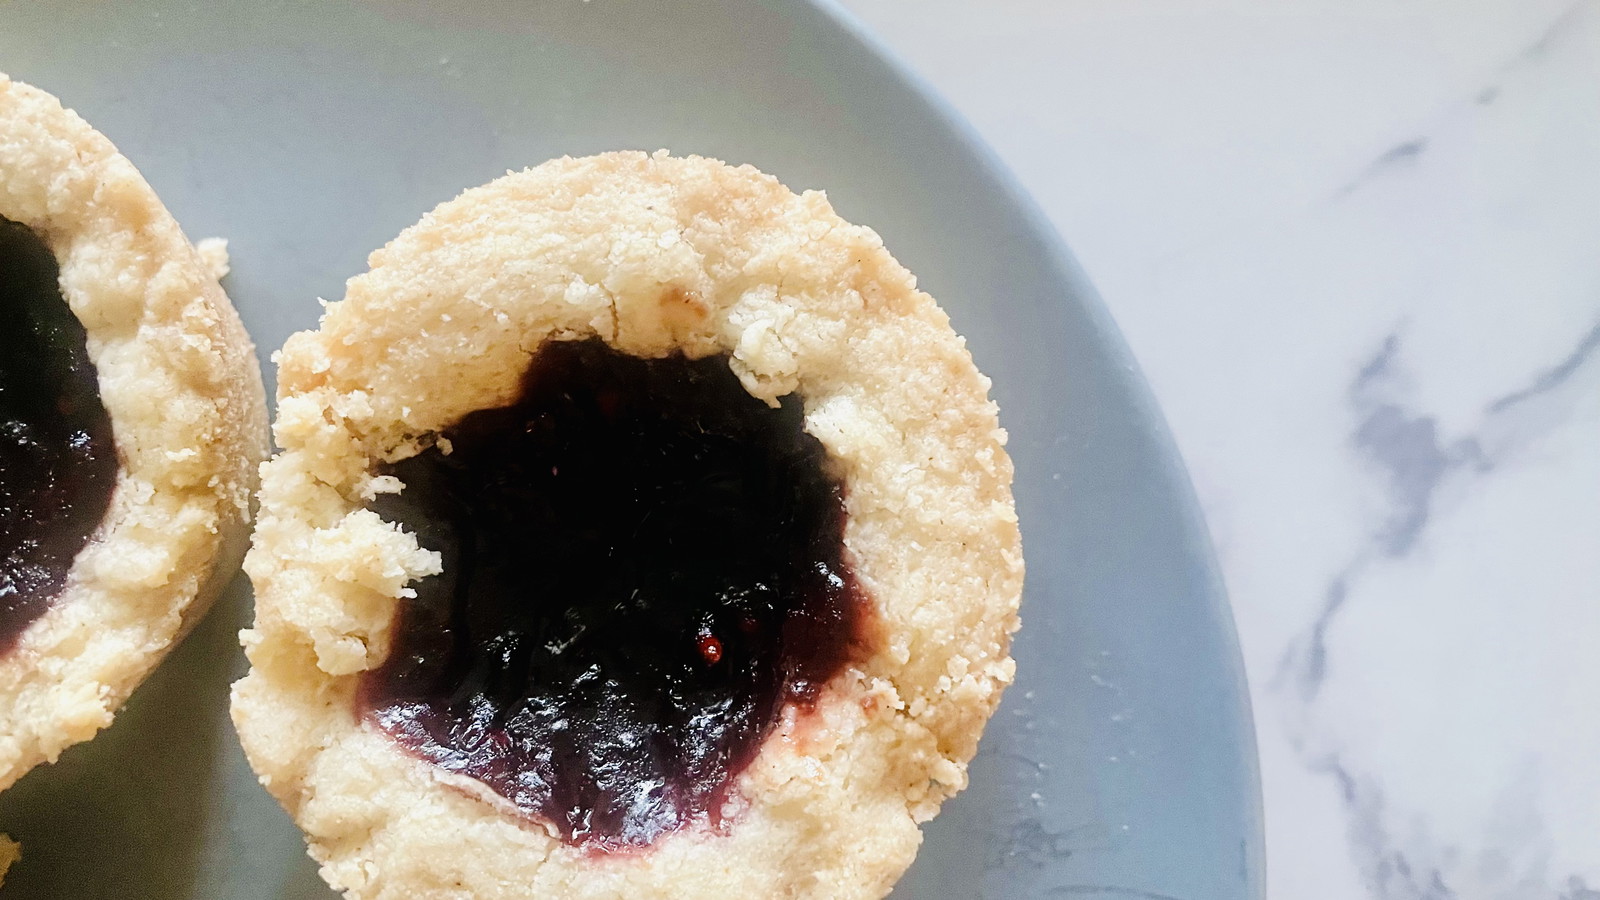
top-left (835, 1), bottom-right (1600, 897)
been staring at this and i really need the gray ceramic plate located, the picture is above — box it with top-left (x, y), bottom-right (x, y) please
top-left (0, 2), bottom-right (1262, 898)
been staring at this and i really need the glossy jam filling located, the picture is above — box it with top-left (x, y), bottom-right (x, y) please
top-left (0, 217), bottom-right (118, 654)
top-left (361, 338), bottom-right (871, 850)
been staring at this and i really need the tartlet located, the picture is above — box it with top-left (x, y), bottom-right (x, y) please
top-left (234, 151), bottom-right (1021, 899)
top-left (0, 74), bottom-right (267, 789)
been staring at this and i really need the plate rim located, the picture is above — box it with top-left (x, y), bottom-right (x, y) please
top-left (796, 1), bottom-right (1266, 894)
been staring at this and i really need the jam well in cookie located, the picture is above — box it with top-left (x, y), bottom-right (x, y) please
top-left (362, 338), bottom-right (872, 851)
top-left (0, 217), bottom-right (118, 653)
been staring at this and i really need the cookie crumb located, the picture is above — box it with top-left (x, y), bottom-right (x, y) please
top-left (195, 237), bottom-right (231, 280)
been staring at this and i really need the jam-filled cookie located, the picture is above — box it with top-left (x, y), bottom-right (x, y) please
top-left (0, 75), bottom-right (267, 788)
top-left (233, 151), bottom-right (1022, 899)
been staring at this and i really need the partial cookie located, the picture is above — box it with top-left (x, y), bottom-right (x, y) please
top-left (234, 151), bottom-right (1022, 899)
top-left (0, 74), bottom-right (268, 789)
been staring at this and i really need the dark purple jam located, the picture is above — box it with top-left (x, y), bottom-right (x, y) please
top-left (361, 338), bottom-right (871, 851)
top-left (0, 217), bottom-right (118, 654)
